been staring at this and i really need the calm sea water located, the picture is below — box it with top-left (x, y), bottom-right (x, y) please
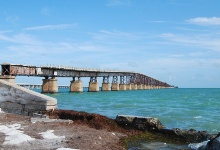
top-left (35, 88), bottom-right (220, 134)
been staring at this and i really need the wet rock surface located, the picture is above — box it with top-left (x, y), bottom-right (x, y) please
top-left (189, 133), bottom-right (220, 150)
top-left (159, 128), bottom-right (212, 143)
top-left (115, 115), bottom-right (165, 131)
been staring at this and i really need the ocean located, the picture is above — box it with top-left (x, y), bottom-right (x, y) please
top-left (35, 88), bottom-right (220, 134)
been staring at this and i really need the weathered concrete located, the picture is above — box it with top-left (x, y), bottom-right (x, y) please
top-left (88, 82), bottom-right (99, 92)
top-left (119, 84), bottom-right (126, 90)
top-left (0, 79), bottom-right (57, 116)
top-left (102, 83), bottom-right (110, 91)
top-left (111, 83), bottom-right (119, 91)
top-left (131, 84), bottom-right (137, 90)
top-left (150, 85), bottom-right (154, 89)
top-left (126, 84), bottom-right (131, 90)
top-left (42, 77), bottom-right (58, 93)
top-left (70, 80), bottom-right (83, 92)
top-left (0, 75), bottom-right (15, 84)
top-left (137, 84), bottom-right (143, 90)
top-left (143, 84), bottom-right (147, 89)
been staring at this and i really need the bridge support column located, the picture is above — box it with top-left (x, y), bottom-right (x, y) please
top-left (119, 76), bottom-right (126, 90)
top-left (137, 84), bottom-right (143, 90)
top-left (126, 76), bottom-right (131, 90)
top-left (42, 77), bottom-right (58, 93)
top-left (146, 85), bottom-right (150, 89)
top-left (131, 83), bottom-right (137, 90)
top-left (102, 76), bottom-right (110, 91)
top-left (151, 85), bottom-right (156, 89)
top-left (111, 83), bottom-right (119, 91)
top-left (126, 84), bottom-right (131, 90)
top-left (111, 76), bottom-right (119, 91)
top-left (0, 75), bottom-right (15, 84)
top-left (102, 83), bottom-right (110, 91)
top-left (70, 77), bottom-right (83, 92)
top-left (119, 84), bottom-right (126, 90)
top-left (143, 84), bottom-right (147, 89)
top-left (89, 77), bottom-right (99, 92)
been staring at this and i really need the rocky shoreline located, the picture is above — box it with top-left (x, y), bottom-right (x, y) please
top-left (0, 109), bottom-right (218, 150)
top-left (47, 110), bottom-right (217, 149)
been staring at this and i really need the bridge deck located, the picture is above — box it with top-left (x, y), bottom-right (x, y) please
top-left (1, 63), bottom-right (172, 87)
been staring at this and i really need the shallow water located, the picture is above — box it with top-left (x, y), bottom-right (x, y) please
top-left (35, 88), bottom-right (220, 134)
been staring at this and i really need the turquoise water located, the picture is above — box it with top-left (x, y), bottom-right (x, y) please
top-left (36, 88), bottom-right (220, 134)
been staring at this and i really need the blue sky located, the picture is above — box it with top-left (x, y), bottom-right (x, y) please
top-left (0, 0), bottom-right (220, 88)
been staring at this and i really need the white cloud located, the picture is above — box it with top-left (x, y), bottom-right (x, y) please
top-left (91, 30), bottom-right (144, 42)
top-left (5, 15), bottom-right (19, 24)
top-left (147, 20), bottom-right (166, 23)
top-left (106, 0), bottom-right (131, 6)
top-left (187, 17), bottom-right (220, 26)
top-left (23, 24), bottom-right (77, 31)
top-left (159, 33), bottom-right (220, 52)
top-left (56, 42), bottom-right (104, 52)
top-left (0, 33), bottom-right (41, 45)
top-left (41, 7), bottom-right (51, 16)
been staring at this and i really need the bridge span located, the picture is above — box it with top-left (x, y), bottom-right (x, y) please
top-left (0, 63), bottom-right (174, 93)
top-left (17, 83), bottom-right (69, 89)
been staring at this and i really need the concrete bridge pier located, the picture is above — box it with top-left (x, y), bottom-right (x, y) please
top-left (70, 77), bottom-right (83, 92)
top-left (126, 84), bottom-right (131, 90)
top-left (137, 84), bottom-right (143, 90)
top-left (151, 85), bottom-right (157, 89)
top-left (119, 84), bottom-right (126, 90)
top-left (89, 76), bottom-right (99, 92)
top-left (102, 76), bottom-right (110, 91)
top-left (145, 85), bottom-right (150, 89)
top-left (42, 76), bottom-right (58, 93)
top-left (0, 75), bottom-right (16, 84)
top-left (111, 76), bottom-right (119, 91)
top-left (119, 76), bottom-right (126, 90)
top-left (130, 76), bottom-right (136, 90)
top-left (126, 76), bottom-right (131, 90)
top-left (131, 83), bottom-right (137, 90)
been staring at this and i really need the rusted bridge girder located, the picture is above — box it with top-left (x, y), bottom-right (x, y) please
top-left (0, 63), bottom-right (174, 88)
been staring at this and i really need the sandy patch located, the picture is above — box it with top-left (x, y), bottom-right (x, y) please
top-left (39, 130), bottom-right (65, 139)
top-left (0, 123), bottom-right (35, 145)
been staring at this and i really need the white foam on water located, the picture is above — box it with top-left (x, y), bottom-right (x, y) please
top-left (39, 130), bottom-right (65, 139)
top-left (188, 140), bottom-right (209, 150)
top-left (0, 108), bottom-right (4, 113)
top-left (193, 116), bottom-right (202, 119)
top-left (141, 142), bottom-right (167, 149)
top-left (0, 123), bottom-right (35, 145)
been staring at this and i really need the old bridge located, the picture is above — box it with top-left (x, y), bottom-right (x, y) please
top-left (0, 63), bottom-right (174, 93)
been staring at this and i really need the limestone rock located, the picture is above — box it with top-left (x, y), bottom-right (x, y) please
top-left (115, 115), bottom-right (165, 131)
top-left (160, 128), bottom-right (211, 143)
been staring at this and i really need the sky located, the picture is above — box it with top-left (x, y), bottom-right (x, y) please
top-left (0, 0), bottom-right (220, 88)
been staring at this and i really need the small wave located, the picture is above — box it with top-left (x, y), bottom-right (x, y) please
top-left (194, 116), bottom-right (202, 119)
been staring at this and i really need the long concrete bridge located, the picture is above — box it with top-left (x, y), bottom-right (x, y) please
top-left (0, 63), bottom-right (174, 93)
